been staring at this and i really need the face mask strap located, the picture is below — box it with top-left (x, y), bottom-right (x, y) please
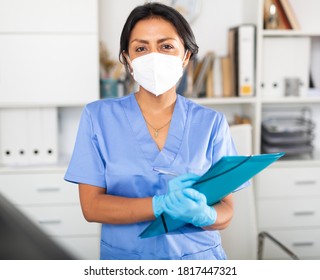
top-left (123, 51), bottom-right (134, 75)
top-left (182, 50), bottom-right (189, 67)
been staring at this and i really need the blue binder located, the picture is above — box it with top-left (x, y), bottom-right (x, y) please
top-left (139, 152), bottom-right (285, 238)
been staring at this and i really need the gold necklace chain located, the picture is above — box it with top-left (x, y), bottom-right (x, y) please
top-left (144, 118), bottom-right (171, 138)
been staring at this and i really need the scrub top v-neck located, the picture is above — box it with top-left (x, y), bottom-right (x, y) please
top-left (64, 93), bottom-right (240, 260)
top-left (122, 92), bottom-right (187, 168)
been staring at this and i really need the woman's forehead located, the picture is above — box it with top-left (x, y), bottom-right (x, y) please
top-left (129, 17), bottom-right (183, 44)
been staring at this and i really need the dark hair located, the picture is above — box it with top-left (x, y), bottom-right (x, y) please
top-left (119, 2), bottom-right (199, 73)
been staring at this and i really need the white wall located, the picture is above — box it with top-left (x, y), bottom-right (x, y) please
top-left (98, 0), bottom-right (254, 61)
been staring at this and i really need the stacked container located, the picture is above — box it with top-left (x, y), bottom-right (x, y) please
top-left (261, 107), bottom-right (315, 158)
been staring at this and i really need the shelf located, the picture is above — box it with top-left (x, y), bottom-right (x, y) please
top-left (190, 97), bottom-right (257, 105)
top-left (0, 163), bottom-right (68, 174)
top-left (0, 154), bottom-right (70, 173)
top-left (0, 102), bottom-right (90, 109)
top-left (262, 30), bottom-right (320, 37)
top-left (0, 97), bottom-right (258, 108)
top-left (261, 96), bottom-right (320, 104)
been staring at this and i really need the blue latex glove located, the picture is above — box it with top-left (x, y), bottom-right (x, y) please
top-left (163, 188), bottom-right (217, 227)
top-left (152, 173), bottom-right (200, 218)
top-left (152, 173), bottom-right (217, 227)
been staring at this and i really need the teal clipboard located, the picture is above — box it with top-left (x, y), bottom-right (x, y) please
top-left (139, 152), bottom-right (285, 239)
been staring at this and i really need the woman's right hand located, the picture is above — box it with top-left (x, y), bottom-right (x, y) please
top-left (152, 173), bottom-right (200, 218)
top-left (152, 173), bottom-right (217, 227)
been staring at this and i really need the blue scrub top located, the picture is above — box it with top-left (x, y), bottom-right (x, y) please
top-left (65, 93), bottom-right (241, 260)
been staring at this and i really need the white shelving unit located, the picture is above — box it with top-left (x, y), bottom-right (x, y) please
top-left (0, 0), bottom-right (100, 259)
top-left (194, 0), bottom-right (320, 260)
top-left (254, 0), bottom-right (320, 260)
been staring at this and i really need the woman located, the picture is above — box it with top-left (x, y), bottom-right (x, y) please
top-left (65, 2), bottom-right (241, 260)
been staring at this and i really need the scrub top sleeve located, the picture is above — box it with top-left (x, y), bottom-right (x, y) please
top-left (212, 113), bottom-right (238, 162)
top-left (212, 113), bottom-right (250, 191)
top-left (64, 106), bottom-right (106, 188)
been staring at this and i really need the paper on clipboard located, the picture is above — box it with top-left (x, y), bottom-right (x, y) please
top-left (139, 152), bottom-right (285, 239)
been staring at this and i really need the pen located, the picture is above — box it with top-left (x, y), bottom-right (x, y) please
top-left (153, 167), bottom-right (179, 177)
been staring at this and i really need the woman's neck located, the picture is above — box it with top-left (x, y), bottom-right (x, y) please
top-left (135, 89), bottom-right (177, 151)
top-left (135, 89), bottom-right (177, 115)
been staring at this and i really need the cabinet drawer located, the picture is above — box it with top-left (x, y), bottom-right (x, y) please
top-left (256, 167), bottom-right (320, 198)
top-left (260, 228), bottom-right (320, 260)
top-left (0, 173), bottom-right (78, 205)
top-left (20, 204), bottom-right (100, 236)
top-left (258, 198), bottom-right (320, 228)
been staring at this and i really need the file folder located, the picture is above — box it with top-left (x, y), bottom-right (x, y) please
top-left (139, 152), bottom-right (284, 238)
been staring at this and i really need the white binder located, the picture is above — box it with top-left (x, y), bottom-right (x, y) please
top-left (26, 108), bottom-right (43, 165)
top-left (41, 107), bottom-right (58, 164)
top-left (0, 108), bottom-right (58, 166)
top-left (261, 37), bottom-right (311, 98)
top-left (0, 109), bottom-right (29, 165)
top-left (27, 108), bottom-right (58, 165)
top-left (237, 24), bottom-right (256, 97)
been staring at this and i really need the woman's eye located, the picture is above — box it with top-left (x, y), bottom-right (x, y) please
top-left (162, 44), bottom-right (173, 50)
top-left (136, 46), bottom-right (146, 52)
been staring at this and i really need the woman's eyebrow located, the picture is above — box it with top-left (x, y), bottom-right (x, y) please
top-left (130, 37), bottom-right (177, 44)
top-left (157, 37), bottom-right (177, 43)
top-left (130, 38), bottom-right (149, 44)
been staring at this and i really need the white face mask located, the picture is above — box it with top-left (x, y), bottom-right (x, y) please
top-left (130, 52), bottom-right (185, 96)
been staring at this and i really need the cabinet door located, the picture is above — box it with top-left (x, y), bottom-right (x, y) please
top-left (0, 35), bottom-right (98, 104)
top-left (0, 0), bottom-right (97, 33)
top-left (0, 172), bottom-right (78, 205)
